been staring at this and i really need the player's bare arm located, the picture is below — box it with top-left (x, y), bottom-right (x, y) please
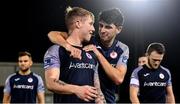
top-left (129, 85), bottom-right (140, 104)
top-left (45, 67), bottom-right (98, 102)
top-left (37, 92), bottom-right (45, 104)
top-left (3, 93), bottom-right (11, 104)
top-left (166, 86), bottom-right (175, 104)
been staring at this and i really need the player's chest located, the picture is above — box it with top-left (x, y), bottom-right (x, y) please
top-left (139, 71), bottom-right (169, 87)
top-left (101, 49), bottom-right (122, 67)
top-left (11, 77), bottom-right (37, 90)
top-left (62, 52), bottom-right (97, 71)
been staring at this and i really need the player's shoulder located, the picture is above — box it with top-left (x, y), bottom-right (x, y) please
top-left (44, 44), bottom-right (60, 57)
top-left (32, 72), bottom-right (42, 78)
top-left (116, 41), bottom-right (129, 51)
top-left (132, 66), bottom-right (143, 73)
top-left (31, 72), bottom-right (43, 82)
top-left (131, 66), bottom-right (143, 78)
top-left (6, 73), bottom-right (17, 81)
top-left (160, 65), bottom-right (171, 74)
top-left (47, 44), bottom-right (60, 52)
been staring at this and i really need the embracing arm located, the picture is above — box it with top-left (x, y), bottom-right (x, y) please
top-left (47, 31), bottom-right (82, 59)
top-left (48, 31), bottom-right (68, 47)
top-left (96, 51), bottom-right (127, 85)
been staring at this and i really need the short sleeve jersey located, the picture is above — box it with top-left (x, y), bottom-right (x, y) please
top-left (130, 65), bottom-right (172, 103)
top-left (4, 72), bottom-right (44, 103)
top-left (44, 45), bottom-right (99, 103)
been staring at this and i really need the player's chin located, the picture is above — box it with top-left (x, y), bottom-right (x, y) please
top-left (100, 37), bottom-right (109, 42)
top-left (85, 35), bottom-right (91, 41)
top-left (84, 38), bottom-right (91, 42)
top-left (20, 67), bottom-right (28, 70)
top-left (153, 66), bottom-right (159, 69)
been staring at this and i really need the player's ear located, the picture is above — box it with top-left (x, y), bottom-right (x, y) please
top-left (145, 53), bottom-right (148, 56)
top-left (75, 20), bottom-right (82, 29)
top-left (30, 59), bottom-right (33, 66)
top-left (116, 26), bottom-right (122, 34)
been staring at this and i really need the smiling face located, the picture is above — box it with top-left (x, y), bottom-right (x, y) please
top-left (147, 51), bottom-right (164, 69)
top-left (98, 21), bottom-right (121, 46)
top-left (80, 15), bottom-right (95, 42)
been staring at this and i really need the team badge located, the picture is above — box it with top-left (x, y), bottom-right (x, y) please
top-left (159, 73), bottom-right (164, 79)
top-left (86, 53), bottom-right (92, 59)
top-left (28, 78), bottom-right (33, 83)
top-left (110, 51), bottom-right (117, 59)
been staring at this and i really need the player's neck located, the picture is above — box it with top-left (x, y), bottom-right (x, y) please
top-left (67, 30), bottom-right (83, 47)
top-left (100, 38), bottom-right (115, 48)
top-left (19, 69), bottom-right (31, 75)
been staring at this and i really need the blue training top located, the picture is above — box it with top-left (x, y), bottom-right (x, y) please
top-left (44, 45), bottom-right (99, 103)
top-left (4, 72), bottom-right (44, 103)
top-left (130, 65), bottom-right (172, 103)
top-left (92, 37), bottom-right (129, 103)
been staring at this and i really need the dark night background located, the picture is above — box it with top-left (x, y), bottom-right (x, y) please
top-left (0, 0), bottom-right (180, 103)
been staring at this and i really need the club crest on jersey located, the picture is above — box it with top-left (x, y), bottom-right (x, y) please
top-left (86, 53), bottom-right (92, 59)
top-left (110, 51), bottom-right (117, 59)
top-left (28, 78), bottom-right (33, 83)
top-left (159, 73), bottom-right (165, 79)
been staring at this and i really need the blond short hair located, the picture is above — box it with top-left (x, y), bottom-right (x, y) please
top-left (65, 7), bottom-right (94, 29)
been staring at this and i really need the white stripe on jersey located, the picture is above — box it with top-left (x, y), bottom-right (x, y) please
top-left (130, 78), bottom-right (139, 86)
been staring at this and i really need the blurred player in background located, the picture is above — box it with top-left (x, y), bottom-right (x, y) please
top-left (3, 51), bottom-right (45, 103)
top-left (138, 55), bottom-right (147, 66)
top-left (130, 43), bottom-right (175, 103)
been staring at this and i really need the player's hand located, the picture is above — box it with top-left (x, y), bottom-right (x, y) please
top-left (65, 43), bottom-right (82, 60)
top-left (95, 97), bottom-right (104, 104)
top-left (75, 85), bottom-right (98, 102)
top-left (95, 95), bottom-right (106, 104)
top-left (83, 44), bottom-right (101, 57)
top-left (83, 44), bottom-right (96, 52)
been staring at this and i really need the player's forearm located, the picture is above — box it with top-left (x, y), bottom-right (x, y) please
top-left (130, 86), bottom-right (140, 104)
top-left (94, 70), bottom-right (106, 103)
top-left (46, 78), bottom-right (78, 95)
top-left (94, 50), bottom-right (124, 85)
top-left (37, 92), bottom-right (45, 104)
top-left (166, 94), bottom-right (175, 104)
top-left (130, 95), bottom-right (140, 104)
top-left (3, 94), bottom-right (10, 104)
top-left (48, 31), bottom-right (68, 48)
top-left (38, 98), bottom-right (45, 104)
top-left (3, 100), bottom-right (10, 104)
